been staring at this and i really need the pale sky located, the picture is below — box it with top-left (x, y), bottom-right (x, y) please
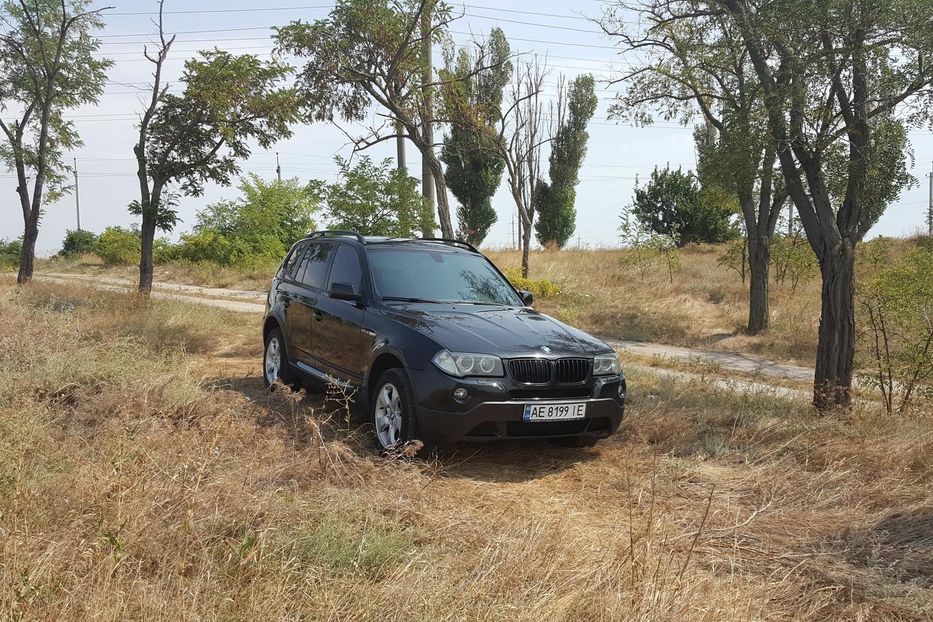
top-left (2, 0), bottom-right (931, 255)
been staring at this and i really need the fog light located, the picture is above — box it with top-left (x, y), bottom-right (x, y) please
top-left (453, 387), bottom-right (469, 401)
top-left (618, 383), bottom-right (626, 398)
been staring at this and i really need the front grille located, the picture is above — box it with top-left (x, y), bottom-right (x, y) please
top-left (509, 359), bottom-right (552, 384)
top-left (556, 359), bottom-right (590, 383)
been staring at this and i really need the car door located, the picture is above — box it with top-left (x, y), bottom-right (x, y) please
top-left (287, 241), bottom-right (334, 365)
top-left (312, 243), bottom-right (366, 385)
top-left (274, 242), bottom-right (309, 363)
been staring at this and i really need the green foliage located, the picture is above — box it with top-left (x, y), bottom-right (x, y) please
top-left (0, 0), bottom-right (112, 205)
top-left (176, 175), bottom-right (319, 268)
top-left (0, 238), bottom-right (22, 269)
top-left (137, 50), bottom-right (298, 240)
top-left (535, 75), bottom-right (599, 249)
top-left (630, 166), bottom-right (734, 247)
top-left (502, 267), bottom-right (560, 297)
top-left (60, 229), bottom-right (98, 257)
top-left (95, 228), bottom-right (140, 266)
top-left (274, 0), bottom-right (451, 125)
top-left (718, 238), bottom-right (749, 284)
top-left (771, 235), bottom-right (818, 292)
top-left (857, 244), bottom-right (933, 415)
top-left (440, 28), bottom-right (511, 246)
top-left (618, 208), bottom-right (681, 283)
top-left (315, 156), bottom-right (433, 237)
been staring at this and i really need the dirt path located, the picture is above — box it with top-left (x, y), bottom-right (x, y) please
top-left (36, 271), bottom-right (815, 398)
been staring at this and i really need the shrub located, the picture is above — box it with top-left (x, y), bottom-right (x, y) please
top-left (771, 234), bottom-right (818, 291)
top-left (60, 229), bottom-right (99, 257)
top-left (717, 238), bottom-right (749, 284)
top-left (618, 209), bottom-right (681, 282)
top-left (857, 244), bottom-right (933, 415)
top-left (95, 227), bottom-right (140, 266)
top-left (503, 267), bottom-right (561, 297)
top-left (0, 238), bottom-right (22, 270)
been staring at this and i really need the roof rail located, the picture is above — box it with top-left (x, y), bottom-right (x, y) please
top-left (307, 230), bottom-right (365, 243)
top-left (418, 237), bottom-right (479, 253)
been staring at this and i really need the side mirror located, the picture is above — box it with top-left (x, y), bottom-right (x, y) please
top-left (519, 290), bottom-right (534, 306)
top-left (330, 282), bottom-right (362, 304)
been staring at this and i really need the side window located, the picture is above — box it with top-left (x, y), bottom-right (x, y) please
top-left (298, 242), bottom-right (333, 291)
top-left (327, 245), bottom-right (363, 294)
top-left (281, 243), bottom-right (306, 279)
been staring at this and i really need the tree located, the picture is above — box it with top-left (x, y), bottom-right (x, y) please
top-left (178, 174), bottom-right (320, 267)
top-left (500, 58), bottom-right (547, 277)
top-left (440, 28), bottom-right (511, 246)
top-left (275, 0), bottom-right (464, 239)
top-left (535, 74), bottom-right (598, 249)
top-left (601, 3), bottom-right (785, 334)
top-left (314, 156), bottom-right (433, 237)
top-left (133, 3), bottom-right (299, 294)
top-left (629, 166), bottom-right (734, 247)
top-left (0, 0), bottom-right (111, 284)
top-left (712, 0), bottom-right (931, 409)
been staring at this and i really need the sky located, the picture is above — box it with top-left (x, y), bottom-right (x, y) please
top-left (2, 0), bottom-right (932, 255)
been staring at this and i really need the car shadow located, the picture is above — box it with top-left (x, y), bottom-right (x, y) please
top-left (428, 441), bottom-right (600, 483)
top-left (208, 375), bottom-right (602, 482)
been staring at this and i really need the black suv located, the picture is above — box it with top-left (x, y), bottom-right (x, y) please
top-left (262, 231), bottom-right (625, 450)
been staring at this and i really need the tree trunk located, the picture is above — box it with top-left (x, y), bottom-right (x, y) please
top-left (521, 217), bottom-right (532, 278)
top-left (431, 165), bottom-right (455, 240)
top-left (17, 218), bottom-right (38, 285)
top-left (139, 218), bottom-right (156, 296)
top-left (813, 241), bottom-right (857, 410)
top-left (138, 181), bottom-right (163, 296)
top-left (747, 234), bottom-right (771, 334)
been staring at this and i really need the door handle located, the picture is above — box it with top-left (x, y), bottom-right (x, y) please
top-left (313, 310), bottom-right (323, 321)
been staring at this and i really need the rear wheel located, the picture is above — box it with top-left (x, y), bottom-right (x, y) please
top-left (263, 327), bottom-right (297, 389)
top-left (371, 369), bottom-right (417, 452)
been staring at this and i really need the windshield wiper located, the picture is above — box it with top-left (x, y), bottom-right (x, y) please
top-left (381, 296), bottom-right (444, 304)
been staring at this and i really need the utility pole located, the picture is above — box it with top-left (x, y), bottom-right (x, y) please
top-left (927, 162), bottom-right (932, 236)
top-left (420, 0), bottom-right (435, 233)
top-left (276, 152), bottom-right (282, 183)
top-left (511, 210), bottom-right (515, 250)
top-left (73, 158), bottom-right (81, 231)
top-left (396, 120), bottom-right (406, 173)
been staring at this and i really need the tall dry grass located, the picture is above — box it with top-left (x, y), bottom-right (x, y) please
top-left (486, 245), bottom-right (825, 364)
top-left (2, 279), bottom-right (932, 620)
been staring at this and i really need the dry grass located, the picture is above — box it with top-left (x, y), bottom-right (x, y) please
top-left (486, 245), bottom-right (825, 365)
top-left (2, 278), bottom-right (932, 620)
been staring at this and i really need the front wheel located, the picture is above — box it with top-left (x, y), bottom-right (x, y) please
top-left (371, 369), bottom-right (417, 452)
top-left (263, 327), bottom-right (297, 389)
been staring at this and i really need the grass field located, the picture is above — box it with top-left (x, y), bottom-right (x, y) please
top-left (38, 242), bottom-right (827, 364)
top-left (2, 278), bottom-right (932, 620)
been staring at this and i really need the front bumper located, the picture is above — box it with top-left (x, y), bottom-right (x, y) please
top-left (410, 366), bottom-right (626, 443)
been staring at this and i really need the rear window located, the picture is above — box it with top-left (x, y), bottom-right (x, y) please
top-left (280, 243), bottom-right (306, 279)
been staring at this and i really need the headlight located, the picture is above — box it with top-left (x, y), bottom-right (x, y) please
top-left (593, 352), bottom-right (621, 375)
top-left (432, 350), bottom-right (504, 377)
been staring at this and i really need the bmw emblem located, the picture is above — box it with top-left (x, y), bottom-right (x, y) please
top-left (540, 346), bottom-right (552, 353)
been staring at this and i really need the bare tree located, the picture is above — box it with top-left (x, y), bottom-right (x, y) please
top-left (499, 58), bottom-right (547, 277)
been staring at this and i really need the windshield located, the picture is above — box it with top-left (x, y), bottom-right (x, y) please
top-left (368, 247), bottom-right (522, 306)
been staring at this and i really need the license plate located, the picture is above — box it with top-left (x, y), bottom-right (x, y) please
top-left (523, 401), bottom-right (587, 421)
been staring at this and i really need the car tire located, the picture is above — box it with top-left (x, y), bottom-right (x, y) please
top-left (553, 436), bottom-right (600, 448)
top-left (263, 326), bottom-right (298, 389)
top-left (371, 368), bottom-right (418, 453)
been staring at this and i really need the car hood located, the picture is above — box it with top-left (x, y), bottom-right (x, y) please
top-left (383, 304), bottom-right (610, 357)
